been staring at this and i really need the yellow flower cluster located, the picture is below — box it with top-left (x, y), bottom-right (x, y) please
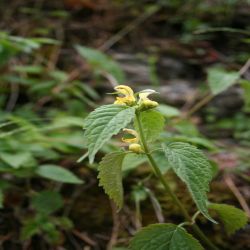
top-left (113, 85), bottom-right (159, 153)
top-left (114, 85), bottom-right (136, 106)
top-left (113, 85), bottom-right (158, 109)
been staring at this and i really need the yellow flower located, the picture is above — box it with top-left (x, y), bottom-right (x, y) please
top-left (122, 128), bottom-right (143, 153)
top-left (113, 85), bottom-right (136, 106)
top-left (122, 128), bottom-right (139, 143)
top-left (138, 89), bottom-right (158, 110)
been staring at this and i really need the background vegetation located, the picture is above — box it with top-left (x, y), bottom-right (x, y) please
top-left (0, 0), bottom-right (250, 249)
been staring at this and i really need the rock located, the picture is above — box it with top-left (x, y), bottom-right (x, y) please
top-left (208, 86), bottom-right (244, 117)
top-left (157, 57), bottom-right (191, 79)
top-left (112, 52), bottom-right (151, 85)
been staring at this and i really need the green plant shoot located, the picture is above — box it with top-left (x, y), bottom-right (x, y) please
top-left (83, 85), bottom-right (248, 250)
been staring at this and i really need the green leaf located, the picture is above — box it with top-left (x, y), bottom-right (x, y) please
top-left (129, 223), bottom-right (204, 250)
top-left (152, 150), bottom-right (171, 174)
top-left (207, 68), bottom-right (239, 95)
top-left (54, 217), bottom-right (73, 230)
top-left (135, 110), bottom-right (165, 142)
top-left (0, 151), bottom-right (36, 169)
top-left (131, 185), bottom-right (148, 203)
top-left (31, 191), bottom-right (63, 215)
top-left (36, 165), bottom-right (83, 184)
top-left (209, 203), bottom-right (248, 235)
top-left (75, 45), bottom-right (125, 82)
top-left (84, 104), bottom-right (135, 163)
top-left (174, 120), bottom-right (200, 137)
top-left (156, 104), bottom-right (180, 118)
top-left (165, 135), bottom-right (217, 150)
top-left (98, 152), bottom-right (126, 209)
top-left (163, 142), bottom-right (215, 223)
top-left (21, 218), bottom-right (41, 240)
top-left (122, 153), bottom-right (147, 172)
top-left (13, 65), bottom-right (44, 74)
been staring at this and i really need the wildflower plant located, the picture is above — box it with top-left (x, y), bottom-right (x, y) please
top-left (83, 85), bottom-right (248, 250)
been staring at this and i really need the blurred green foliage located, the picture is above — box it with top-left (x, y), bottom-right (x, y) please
top-left (0, 0), bottom-right (249, 248)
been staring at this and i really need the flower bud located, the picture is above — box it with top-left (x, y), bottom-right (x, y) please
top-left (129, 143), bottom-right (144, 154)
top-left (139, 99), bottom-right (158, 111)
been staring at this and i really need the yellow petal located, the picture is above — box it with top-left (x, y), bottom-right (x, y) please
top-left (139, 89), bottom-right (157, 101)
top-left (114, 97), bottom-right (127, 105)
top-left (114, 85), bottom-right (134, 97)
top-left (122, 128), bottom-right (139, 143)
top-left (113, 96), bottom-right (135, 105)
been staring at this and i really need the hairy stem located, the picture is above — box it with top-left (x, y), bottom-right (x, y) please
top-left (135, 112), bottom-right (219, 250)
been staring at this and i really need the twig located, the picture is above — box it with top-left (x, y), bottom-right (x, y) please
top-left (63, 180), bottom-right (96, 217)
top-left (145, 187), bottom-right (165, 223)
top-left (178, 211), bottom-right (201, 227)
top-left (66, 231), bottom-right (83, 250)
top-left (107, 201), bottom-right (120, 250)
top-left (185, 93), bottom-right (213, 118)
top-left (224, 174), bottom-right (250, 217)
top-left (101, 71), bottom-right (118, 87)
top-left (47, 18), bottom-right (65, 71)
top-left (6, 83), bottom-right (19, 111)
top-left (194, 27), bottom-right (250, 35)
top-left (72, 230), bottom-right (96, 247)
top-left (99, 5), bottom-right (161, 51)
top-left (134, 199), bottom-right (142, 230)
top-left (239, 58), bottom-right (250, 75)
top-left (185, 58), bottom-right (250, 117)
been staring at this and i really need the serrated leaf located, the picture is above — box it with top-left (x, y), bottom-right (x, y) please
top-left (36, 165), bottom-right (83, 184)
top-left (31, 191), bottom-right (63, 215)
top-left (169, 136), bottom-right (216, 150)
top-left (129, 223), bottom-right (204, 250)
top-left (135, 110), bottom-right (165, 142)
top-left (84, 104), bottom-right (135, 163)
top-left (163, 142), bottom-right (215, 223)
top-left (207, 68), bottom-right (239, 95)
top-left (98, 152), bottom-right (126, 209)
top-left (209, 203), bottom-right (248, 235)
top-left (75, 45), bottom-right (125, 82)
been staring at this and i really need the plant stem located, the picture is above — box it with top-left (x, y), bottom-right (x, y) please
top-left (135, 112), bottom-right (219, 250)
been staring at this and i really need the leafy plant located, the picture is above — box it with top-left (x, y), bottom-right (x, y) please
top-left (207, 67), bottom-right (239, 95)
top-left (75, 45), bottom-right (126, 83)
top-left (83, 85), bottom-right (248, 249)
top-left (0, 32), bottom-right (58, 66)
top-left (0, 34), bottom-right (93, 245)
top-left (21, 191), bottom-right (73, 244)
